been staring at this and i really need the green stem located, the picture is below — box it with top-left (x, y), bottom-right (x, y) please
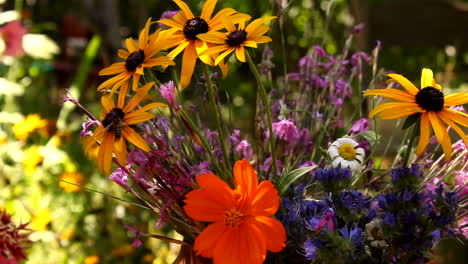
top-left (202, 64), bottom-right (231, 175)
top-left (178, 109), bottom-right (228, 181)
top-left (402, 124), bottom-right (418, 167)
top-left (246, 50), bottom-right (278, 180)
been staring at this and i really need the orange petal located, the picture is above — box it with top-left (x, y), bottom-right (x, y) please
top-left (113, 136), bottom-right (127, 166)
top-left (250, 216), bottom-right (286, 252)
top-left (235, 46), bottom-right (246, 62)
top-left (193, 221), bottom-right (226, 258)
top-left (248, 180), bottom-right (280, 216)
top-left (234, 159), bottom-right (258, 197)
top-left (99, 63), bottom-right (125, 75)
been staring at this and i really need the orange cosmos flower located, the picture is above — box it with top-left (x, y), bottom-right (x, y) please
top-left (183, 159), bottom-right (286, 264)
top-left (97, 18), bottom-right (174, 94)
top-left (158, 0), bottom-right (250, 88)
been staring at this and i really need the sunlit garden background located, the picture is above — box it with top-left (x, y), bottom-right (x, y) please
top-left (1, 0), bottom-right (467, 263)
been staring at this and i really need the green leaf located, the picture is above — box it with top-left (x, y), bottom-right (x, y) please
top-left (277, 165), bottom-right (317, 195)
top-left (402, 113), bottom-right (421, 130)
top-left (360, 131), bottom-right (381, 146)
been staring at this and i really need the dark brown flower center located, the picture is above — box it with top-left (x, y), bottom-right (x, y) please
top-left (125, 50), bottom-right (145, 72)
top-left (226, 30), bottom-right (247, 47)
top-left (415, 86), bottom-right (444, 112)
top-left (183, 17), bottom-right (209, 40)
top-left (102, 108), bottom-right (125, 138)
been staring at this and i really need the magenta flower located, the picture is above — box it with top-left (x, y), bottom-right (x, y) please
top-left (0, 20), bottom-right (27, 57)
top-left (272, 119), bottom-right (300, 144)
top-left (349, 118), bottom-right (371, 136)
top-left (158, 81), bottom-right (180, 110)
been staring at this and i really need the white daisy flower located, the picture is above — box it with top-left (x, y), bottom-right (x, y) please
top-left (365, 218), bottom-right (388, 248)
top-left (328, 137), bottom-right (365, 172)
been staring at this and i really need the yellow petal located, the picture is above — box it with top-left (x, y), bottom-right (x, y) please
top-left (125, 38), bottom-right (138, 53)
top-left (218, 59), bottom-right (229, 78)
top-left (209, 8), bottom-right (240, 30)
top-left (421, 68), bottom-right (433, 88)
top-left (180, 42), bottom-right (198, 88)
top-left (173, 0), bottom-right (194, 19)
top-left (250, 35), bottom-right (272, 44)
top-left (428, 111), bottom-right (452, 161)
top-left (101, 95), bottom-right (116, 112)
top-left (117, 81), bottom-right (129, 108)
top-left (443, 108), bottom-right (468, 127)
top-left (201, 0), bottom-right (217, 21)
top-left (215, 47), bottom-right (235, 65)
top-left (197, 32), bottom-right (228, 44)
top-left (117, 49), bottom-right (129, 59)
top-left (113, 136), bottom-right (127, 166)
top-left (99, 63), bottom-right (126, 75)
top-left (416, 113), bottom-right (431, 155)
top-left (124, 112), bottom-right (155, 125)
top-left (387, 73), bottom-right (419, 95)
top-left (122, 126), bottom-right (150, 152)
top-left (222, 15), bottom-right (236, 32)
top-left (123, 82), bottom-right (154, 112)
top-left (368, 102), bottom-right (421, 118)
top-left (235, 46), bottom-right (246, 62)
top-left (377, 108), bottom-right (421, 120)
top-left (157, 18), bottom-right (183, 30)
top-left (98, 132), bottom-right (115, 175)
top-left (243, 40), bottom-right (258, 48)
top-left (200, 44), bottom-right (229, 56)
top-left (438, 111), bottom-right (468, 151)
top-left (167, 40), bottom-right (190, 59)
top-left (444, 93), bottom-right (468, 107)
top-left (363, 88), bottom-right (415, 103)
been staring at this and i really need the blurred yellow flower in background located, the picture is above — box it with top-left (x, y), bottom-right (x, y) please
top-left (110, 243), bottom-right (134, 257)
top-left (32, 208), bottom-right (52, 231)
top-left (0, 129), bottom-right (6, 145)
top-left (12, 114), bottom-right (47, 140)
top-left (22, 145), bottom-right (43, 174)
top-left (84, 255), bottom-right (100, 264)
top-left (59, 171), bottom-right (84, 192)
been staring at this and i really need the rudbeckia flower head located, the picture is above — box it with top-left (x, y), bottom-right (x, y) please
top-left (183, 158), bottom-right (286, 264)
top-left (86, 82), bottom-right (166, 175)
top-left (158, 0), bottom-right (250, 88)
top-left (364, 68), bottom-right (468, 161)
top-left (97, 18), bottom-right (175, 94)
top-left (198, 16), bottom-right (276, 65)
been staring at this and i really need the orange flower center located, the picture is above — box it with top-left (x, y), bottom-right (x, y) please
top-left (224, 208), bottom-right (244, 228)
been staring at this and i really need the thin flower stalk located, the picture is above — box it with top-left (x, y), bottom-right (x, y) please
top-left (246, 50), bottom-right (279, 180)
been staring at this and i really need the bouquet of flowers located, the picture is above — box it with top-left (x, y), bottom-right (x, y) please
top-left (69, 0), bottom-right (467, 263)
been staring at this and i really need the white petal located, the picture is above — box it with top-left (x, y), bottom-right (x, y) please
top-left (356, 148), bottom-right (365, 155)
top-left (340, 159), bottom-right (350, 168)
top-left (328, 146), bottom-right (339, 158)
top-left (332, 157), bottom-right (343, 168)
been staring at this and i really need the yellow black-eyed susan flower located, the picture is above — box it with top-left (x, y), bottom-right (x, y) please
top-left (198, 16), bottom-right (275, 65)
top-left (158, 0), bottom-right (250, 88)
top-left (87, 82), bottom-right (166, 175)
top-left (364, 68), bottom-right (468, 161)
top-left (97, 18), bottom-right (174, 94)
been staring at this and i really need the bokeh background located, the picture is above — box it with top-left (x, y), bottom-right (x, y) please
top-left (0, 0), bottom-right (467, 263)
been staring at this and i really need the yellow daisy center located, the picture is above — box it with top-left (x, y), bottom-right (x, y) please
top-left (102, 108), bottom-right (125, 138)
top-left (125, 50), bottom-right (145, 72)
top-left (338, 144), bottom-right (356, 161)
top-left (224, 208), bottom-right (244, 228)
top-left (415, 86), bottom-right (444, 112)
top-left (226, 30), bottom-right (247, 47)
top-left (183, 17), bottom-right (208, 40)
